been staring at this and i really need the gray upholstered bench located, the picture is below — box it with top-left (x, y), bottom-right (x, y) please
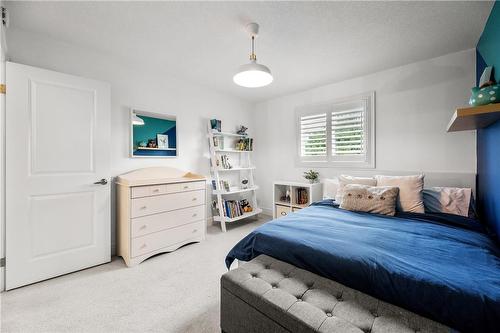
top-left (221, 255), bottom-right (451, 333)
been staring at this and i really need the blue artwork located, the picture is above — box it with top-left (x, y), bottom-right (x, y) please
top-left (132, 113), bottom-right (177, 157)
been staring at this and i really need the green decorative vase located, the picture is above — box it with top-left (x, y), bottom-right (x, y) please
top-left (469, 84), bottom-right (499, 106)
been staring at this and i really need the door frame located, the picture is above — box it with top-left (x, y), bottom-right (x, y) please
top-left (0, 3), bottom-right (7, 292)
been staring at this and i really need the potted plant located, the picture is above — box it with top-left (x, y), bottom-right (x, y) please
top-left (303, 170), bottom-right (319, 184)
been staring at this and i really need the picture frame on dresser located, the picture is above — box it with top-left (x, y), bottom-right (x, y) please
top-left (130, 108), bottom-right (178, 158)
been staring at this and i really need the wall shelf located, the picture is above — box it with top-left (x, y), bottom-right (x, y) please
top-left (136, 147), bottom-right (176, 151)
top-left (213, 186), bottom-right (259, 195)
top-left (214, 149), bottom-right (253, 153)
top-left (212, 131), bottom-right (248, 138)
top-left (447, 103), bottom-right (500, 132)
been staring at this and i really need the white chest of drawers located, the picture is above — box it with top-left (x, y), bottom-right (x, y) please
top-left (116, 167), bottom-right (206, 267)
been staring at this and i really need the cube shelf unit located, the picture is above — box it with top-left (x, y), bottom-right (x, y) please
top-left (273, 181), bottom-right (322, 219)
top-left (207, 122), bottom-right (261, 232)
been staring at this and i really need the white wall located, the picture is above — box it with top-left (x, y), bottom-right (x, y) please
top-left (5, 28), bottom-right (255, 253)
top-left (253, 49), bottom-right (477, 213)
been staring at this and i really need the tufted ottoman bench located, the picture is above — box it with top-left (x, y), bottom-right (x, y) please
top-left (221, 255), bottom-right (451, 333)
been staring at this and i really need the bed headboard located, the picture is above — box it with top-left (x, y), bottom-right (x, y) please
top-left (322, 171), bottom-right (476, 199)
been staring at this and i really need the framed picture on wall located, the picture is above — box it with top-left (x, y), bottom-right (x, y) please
top-left (130, 109), bottom-right (177, 158)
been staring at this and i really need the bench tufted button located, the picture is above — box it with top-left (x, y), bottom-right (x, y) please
top-left (371, 311), bottom-right (378, 317)
top-left (264, 265), bottom-right (270, 269)
top-left (272, 284), bottom-right (278, 289)
top-left (297, 297), bottom-right (302, 302)
top-left (251, 274), bottom-right (257, 278)
top-left (326, 312), bottom-right (333, 317)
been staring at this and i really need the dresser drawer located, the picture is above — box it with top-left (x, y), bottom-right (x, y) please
top-left (166, 181), bottom-right (205, 193)
top-left (131, 185), bottom-right (167, 198)
top-left (131, 205), bottom-right (205, 238)
top-left (131, 190), bottom-right (205, 218)
top-left (276, 205), bottom-right (291, 218)
top-left (131, 220), bottom-right (205, 257)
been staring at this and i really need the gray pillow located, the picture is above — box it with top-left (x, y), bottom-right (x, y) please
top-left (423, 187), bottom-right (472, 217)
top-left (340, 184), bottom-right (400, 216)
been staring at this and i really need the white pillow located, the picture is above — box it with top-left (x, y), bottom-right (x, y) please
top-left (335, 175), bottom-right (377, 203)
top-left (375, 174), bottom-right (425, 213)
top-left (323, 178), bottom-right (339, 199)
top-left (423, 187), bottom-right (471, 217)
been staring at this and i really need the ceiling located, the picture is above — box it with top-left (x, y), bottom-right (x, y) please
top-left (5, 1), bottom-right (494, 102)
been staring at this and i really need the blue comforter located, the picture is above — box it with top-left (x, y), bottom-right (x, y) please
top-left (226, 201), bottom-right (500, 332)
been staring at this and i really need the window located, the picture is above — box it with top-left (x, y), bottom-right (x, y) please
top-left (296, 92), bottom-right (375, 168)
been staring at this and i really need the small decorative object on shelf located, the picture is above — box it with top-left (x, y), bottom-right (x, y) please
top-left (236, 125), bottom-right (248, 135)
top-left (147, 139), bottom-right (157, 148)
top-left (470, 66), bottom-right (499, 107)
top-left (303, 170), bottom-right (319, 184)
top-left (241, 178), bottom-right (249, 189)
top-left (280, 189), bottom-right (291, 203)
top-left (210, 119), bottom-right (222, 132)
top-left (157, 134), bottom-right (168, 149)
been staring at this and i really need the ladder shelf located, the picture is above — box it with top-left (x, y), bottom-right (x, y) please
top-left (207, 121), bottom-right (260, 232)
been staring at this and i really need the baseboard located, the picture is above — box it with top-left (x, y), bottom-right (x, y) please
top-left (261, 207), bottom-right (273, 217)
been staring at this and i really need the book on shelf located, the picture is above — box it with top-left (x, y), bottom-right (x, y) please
top-left (216, 154), bottom-right (232, 169)
top-left (210, 119), bottom-right (222, 132)
top-left (220, 199), bottom-right (251, 218)
top-left (296, 188), bottom-right (309, 205)
top-left (213, 136), bottom-right (224, 149)
top-left (235, 137), bottom-right (253, 151)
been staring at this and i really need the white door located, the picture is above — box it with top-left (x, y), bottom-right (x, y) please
top-left (6, 62), bottom-right (111, 290)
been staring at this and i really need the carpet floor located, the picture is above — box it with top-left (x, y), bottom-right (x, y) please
top-left (1, 216), bottom-right (268, 333)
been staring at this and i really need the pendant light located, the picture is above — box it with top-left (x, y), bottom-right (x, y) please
top-left (233, 22), bottom-right (273, 88)
top-left (132, 112), bottom-right (145, 126)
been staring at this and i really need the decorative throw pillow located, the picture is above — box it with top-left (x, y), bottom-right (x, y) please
top-left (335, 175), bottom-right (377, 203)
top-left (340, 184), bottom-right (399, 216)
top-left (423, 187), bottom-right (472, 217)
top-left (323, 178), bottom-right (339, 200)
top-left (375, 174), bottom-right (425, 213)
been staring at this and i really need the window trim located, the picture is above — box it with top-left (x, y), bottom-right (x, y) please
top-left (295, 91), bottom-right (375, 169)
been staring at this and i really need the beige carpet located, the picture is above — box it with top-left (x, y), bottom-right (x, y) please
top-left (1, 216), bottom-right (268, 333)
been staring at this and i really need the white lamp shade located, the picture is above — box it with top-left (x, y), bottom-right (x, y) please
top-left (132, 113), bottom-right (145, 126)
top-left (233, 61), bottom-right (273, 88)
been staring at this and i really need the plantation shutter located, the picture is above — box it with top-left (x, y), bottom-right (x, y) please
top-left (331, 104), bottom-right (365, 156)
top-left (299, 113), bottom-right (327, 159)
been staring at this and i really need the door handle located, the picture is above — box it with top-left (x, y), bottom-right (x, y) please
top-left (93, 179), bottom-right (108, 185)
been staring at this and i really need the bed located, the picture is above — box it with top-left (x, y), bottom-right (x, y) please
top-left (225, 200), bottom-right (500, 332)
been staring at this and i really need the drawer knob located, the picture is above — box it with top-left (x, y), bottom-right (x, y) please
top-left (281, 211), bottom-right (287, 216)
top-left (140, 243), bottom-right (147, 249)
top-left (192, 213), bottom-right (197, 217)
top-left (140, 206), bottom-right (147, 210)
top-left (192, 229), bottom-right (198, 233)
top-left (140, 225), bottom-right (147, 230)
top-left (153, 189), bottom-right (160, 193)
top-left (184, 186), bottom-right (189, 189)
top-left (192, 197), bottom-right (197, 201)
